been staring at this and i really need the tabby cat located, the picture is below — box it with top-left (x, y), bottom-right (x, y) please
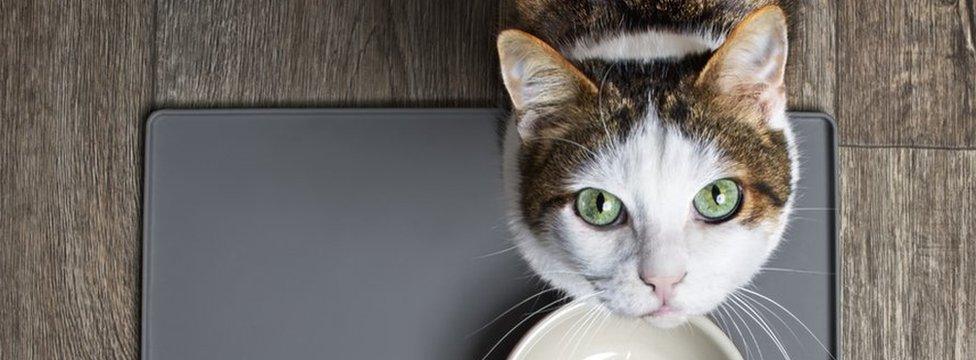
top-left (498, 0), bottom-right (796, 328)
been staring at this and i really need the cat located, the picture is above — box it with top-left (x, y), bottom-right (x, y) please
top-left (498, 0), bottom-right (797, 328)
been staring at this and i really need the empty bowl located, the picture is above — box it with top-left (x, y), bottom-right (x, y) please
top-left (508, 301), bottom-right (742, 360)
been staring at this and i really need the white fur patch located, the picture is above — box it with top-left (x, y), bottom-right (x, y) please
top-left (502, 104), bottom-right (796, 324)
top-left (568, 30), bottom-right (723, 61)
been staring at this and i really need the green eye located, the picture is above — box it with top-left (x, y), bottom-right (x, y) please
top-left (693, 179), bottom-right (742, 222)
top-left (575, 188), bottom-right (624, 226)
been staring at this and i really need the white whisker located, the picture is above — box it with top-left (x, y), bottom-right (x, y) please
top-left (738, 290), bottom-right (804, 348)
top-left (596, 64), bottom-right (616, 144)
top-left (466, 287), bottom-right (559, 338)
top-left (567, 305), bottom-right (603, 357)
top-left (718, 304), bottom-right (753, 360)
top-left (584, 306), bottom-right (611, 350)
top-left (727, 299), bottom-right (765, 360)
top-left (480, 293), bottom-right (570, 360)
top-left (525, 136), bottom-right (598, 158)
top-left (557, 304), bottom-right (591, 354)
top-left (519, 299), bottom-right (591, 356)
top-left (761, 267), bottom-right (835, 275)
top-left (710, 310), bottom-right (731, 335)
top-left (480, 291), bottom-right (604, 360)
top-left (474, 245), bottom-right (520, 259)
top-left (516, 270), bottom-right (599, 280)
top-left (739, 288), bottom-right (836, 360)
top-left (731, 293), bottom-right (790, 360)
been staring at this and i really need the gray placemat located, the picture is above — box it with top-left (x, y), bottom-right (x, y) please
top-left (142, 109), bottom-right (838, 359)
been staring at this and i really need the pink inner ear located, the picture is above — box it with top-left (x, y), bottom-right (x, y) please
top-left (754, 36), bottom-right (786, 84)
top-left (701, 7), bottom-right (789, 96)
top-left (698, 8), bottom-right (789, 128)
top-left (498, 30), bottom-right (594, 113)
top-left (716, 32), bottom-right (786, 92)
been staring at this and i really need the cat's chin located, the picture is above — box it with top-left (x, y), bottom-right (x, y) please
top-left (642, 312), bottom-right (689, 329)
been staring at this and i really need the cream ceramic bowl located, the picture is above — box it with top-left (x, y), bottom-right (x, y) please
top-left (508, 302), bottom-right (743, 360)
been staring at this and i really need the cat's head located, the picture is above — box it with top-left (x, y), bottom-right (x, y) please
top-left (498, 7), bottom-right (796, 328)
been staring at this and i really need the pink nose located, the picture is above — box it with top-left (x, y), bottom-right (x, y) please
top-left (641, 272), bottom-right (687, 303)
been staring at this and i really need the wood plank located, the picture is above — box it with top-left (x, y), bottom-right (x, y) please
top-left (784, 0), bottom-right (837, 114)
top-left (0, 1), bottom-right (153, 358)
top-left (154, 0), bottom-right (500, 106)
top-left (837, 0), bottom-right (976, 147)
top-left (840, 147), bottom-right (976, 359)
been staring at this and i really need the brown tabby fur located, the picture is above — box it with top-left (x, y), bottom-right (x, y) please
top-left (503, 1), bottom-right (793, 236)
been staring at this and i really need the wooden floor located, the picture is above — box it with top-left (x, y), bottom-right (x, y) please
top-left (1, 0), bottom-right (973, 358)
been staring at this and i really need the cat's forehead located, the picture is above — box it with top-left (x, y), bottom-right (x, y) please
top-left (563, 106), bottom-right (733, 231)
top-left (578, 55), bottom-right (708, 104)
top-left (570, 117), bottom-right (728, 209)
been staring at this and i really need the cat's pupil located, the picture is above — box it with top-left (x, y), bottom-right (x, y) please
top-left (596, 193), bottom-right (606, 212)
top-left (711, 185), bottom-right (722, 204)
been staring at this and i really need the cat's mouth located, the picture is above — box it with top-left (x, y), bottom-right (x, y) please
top-left (641, 306), bottom-right (689, 328)
top-left (592, 286), bottom-right (691, 324)
top-left (636, 303), bottom-right (685, 320)
top-left (648, 304), bottom-right (679, 317)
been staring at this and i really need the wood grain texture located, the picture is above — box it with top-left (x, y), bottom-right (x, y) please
top-left (154, 0), bottom-right (499, 107)
top-left (840, 148), bottom-right (976, 359)
top-left (837, 0), bottom-right (976, 147)
top-left (784, 0), bottom-right (836, 113)
top-left (0, 1), bottom-right (152, 358)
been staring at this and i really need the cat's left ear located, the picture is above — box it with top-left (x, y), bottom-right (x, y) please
top-left (698, 6), bottom-right (789, 129)
top-left (498, 29), bottom-right (598, 138)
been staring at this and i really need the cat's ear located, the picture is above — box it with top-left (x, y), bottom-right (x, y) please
top-left (697, 6), bottom-right (789, 129)
top-left (498, 30), bottom-right (597, 135)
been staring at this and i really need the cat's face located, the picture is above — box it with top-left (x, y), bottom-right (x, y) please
top-left (498, 7), bottom-right (795, 327)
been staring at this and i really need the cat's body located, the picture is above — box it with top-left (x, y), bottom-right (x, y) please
top-left (499, 1), bottom-right (796, 327)
top-left (508, 0), bottom-right (774, 51)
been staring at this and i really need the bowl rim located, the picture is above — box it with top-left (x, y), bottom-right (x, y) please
top-left (507, 301), bottom-right (744, 360)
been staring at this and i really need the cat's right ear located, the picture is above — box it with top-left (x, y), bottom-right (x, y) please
top-left (696, 6), bottom-right (789, 129)
top-left (498, 30), bottom-right (596, 138)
